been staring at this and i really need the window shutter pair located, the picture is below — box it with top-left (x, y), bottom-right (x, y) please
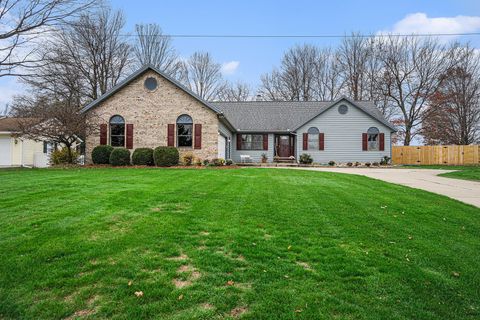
top-left (167, 123), bottom-right (202, 149)
top-left (362, 132), bottom-right (384, 151)
top-left (100, 123), bottom-right (133, 148)
top-left (302, 133), bottom-right (324, 150)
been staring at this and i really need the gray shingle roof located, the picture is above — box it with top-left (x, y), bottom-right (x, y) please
top-left (211, 98), bottom-right (396, 132)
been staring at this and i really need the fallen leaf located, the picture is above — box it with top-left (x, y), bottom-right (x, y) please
top-left (288, 245), bottom-right (292, 250)
top-left (452, 271), bottom-right (460, 277)
top-left (295, 309), bottom-right (303, 313)
top-left (178, 294), bottom-right (184, 300)
top-left (408, 236), bottom-right (413, 240)
top-left (134, 291), bottom-right (143, 297)
top-left (128, 280), bottom-right (133, 286)
top-left (226, 280), bottom-right (235, 286)
top-left (284, 275), bottom-right (289, 279)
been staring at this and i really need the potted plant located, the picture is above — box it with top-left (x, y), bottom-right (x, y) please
top-left (261, 153), bottom-right (268, 163)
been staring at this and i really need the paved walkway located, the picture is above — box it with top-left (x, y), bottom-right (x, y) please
top-left (276, 167), bottom-right (480, 208)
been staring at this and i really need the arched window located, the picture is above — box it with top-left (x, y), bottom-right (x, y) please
top-left (110, 115), bottom-right (125, 147)
top-left (307, 127), bottom-right (319, 150)
top-left (177, 114), bottom-right (193, 147)
top-left (367, 127), bottom-right (379, 151)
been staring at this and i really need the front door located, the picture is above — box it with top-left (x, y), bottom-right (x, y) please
top-left (275, 135), bottom-right (293, 157)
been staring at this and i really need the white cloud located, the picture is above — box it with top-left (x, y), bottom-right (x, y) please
top-left (383, 13), bottom-right (480, 36)
top-left (221, 61), bottom-right (240, 75)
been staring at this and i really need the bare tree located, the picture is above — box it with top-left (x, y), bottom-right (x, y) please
top-left (217, 81), bottom-right (251, 101)
top-left (180, 52), bottom-right (224, 101)
top-left (421, 43), bottom-right (480, 145)
top-left (133, 23), bottom-right (181, 77)
top-left (51, 7), bottom-right (131, 101)
top-left (337, 33), bottom-right (372, 100)
top-left (377, 36), bottom-right (452, 145)
top-left (313, 48), bottom-right (344, 100)
top-left (10, 94), bottom-right (97, 163)
top-left (0, 0), bottom-right (94, 77)
top-left (259, 44), bottom-right (320, 101)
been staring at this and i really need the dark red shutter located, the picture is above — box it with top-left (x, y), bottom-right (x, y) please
top-left (126, 124), bottom-right (133, 149)
top-left (167, 124), bottom-right (175, 146)
top-left (362, 133), bottom-right (368, 151)
top-left (302, 133), bottom-right (308, 150)
top-left (194, 124), bottom-right (202, 149)
top-left (263, 134), bottom-right (268, 150)
top-left (319, 133), bottom-right (324, 150)
top-left (379, 133), bottom-right (385, 151)
top-left (100, 124), bottom-right (107, 145)
top-left (236, 134), bottom-right (242, 150)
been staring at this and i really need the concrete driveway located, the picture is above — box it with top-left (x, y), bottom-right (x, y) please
top-left (278, 167), bottom-right (480, 208)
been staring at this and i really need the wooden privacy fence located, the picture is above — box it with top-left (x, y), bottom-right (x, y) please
top-left (392, 145), bottom-right (480, 165)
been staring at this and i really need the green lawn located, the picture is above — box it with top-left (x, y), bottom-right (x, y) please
top-left (0, 168), bottom-right (479, 320)
top-left (404, 165), bottom-right (480, 181)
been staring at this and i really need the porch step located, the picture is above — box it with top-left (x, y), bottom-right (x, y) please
top-left (274, 157), bottom-right (296, 163)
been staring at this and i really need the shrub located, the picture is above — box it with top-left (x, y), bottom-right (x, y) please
top-left (299, 153), bottom-right (313, 164)
top-left (132, 148), bottom-right (154, 166)
top-left (212, 158), bottom-right (225, 166)
top-left (109, 148), bottom-right (131, 166)
top-left (153, 146), bottom-right (179, 167)
top-left (380, 156), bottom-right (391, 165)
top-left (328, 160), bottom-right (336, 166)
top-left (225, 159), bottom-right (233, 166)
top-left (372, 162), bottom-right (380, 167)
top-left (195, 158), bottom-right (202, 166)
top-left (182, 152), bottom-right (194, 166)
top-left (50, 147), bottom-right (79, 165)
top-left (202, 159), bottom-right (210, 166)
top-left (347, 162), bottom-right (353, 167)
top-left (355, 161), bottom-right (361, 167)
top-left (92, 145), bottom-right (113, 164)
top-left (365, 162), bottom-right (371, 167)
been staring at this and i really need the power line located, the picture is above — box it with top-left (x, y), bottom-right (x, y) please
top-left (118, 32), bottom-right (480, 39)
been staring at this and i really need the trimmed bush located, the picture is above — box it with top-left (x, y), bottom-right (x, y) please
top-left (365, 162), bottom-right (371, 167)
top-left (328, 160), bottom-right (336, 166)
top-left (212, 158), bottom-right (225, 166)
top-left (347, 162), bottom-right (353, 167)
top-left (153, 146), bottom-right (179, 167)
top-left (299, 153), bottom-right (313, 164)
top-left (202, 159), bottom-right (210, 166)
top-left (225, 159), bottom-right (233, 166)
top-left (109, 148), bottom-right (131, 166)
top-left (92, 145), bottom-right (113, 164)
top-left (132, 148), bottom-right (154, 166)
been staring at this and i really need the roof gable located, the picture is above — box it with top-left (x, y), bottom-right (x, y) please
top-left (293, 97), bottom-right (397, 132)
top-left (80, 65), bottom-right (222, 114)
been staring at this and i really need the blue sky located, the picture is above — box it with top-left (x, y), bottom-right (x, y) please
top-left (1, 0), bottom-right (480, 111)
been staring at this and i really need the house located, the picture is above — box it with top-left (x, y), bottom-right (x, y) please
top-left (81, 65), bottom-right (396, 164)
top-left (0, 117), bottom-right (82, 167)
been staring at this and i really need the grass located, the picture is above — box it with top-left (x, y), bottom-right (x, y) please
top-left (403, 165), bottom-right (480, 181)
top-left (0, 168), bottom-right (479, 320)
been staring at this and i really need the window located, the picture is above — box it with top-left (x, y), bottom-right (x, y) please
top-left (240, 134), bottom-right (263, 150)
top-left (177, 114), bottom-right (193, 147)
top-left (144, 77), bottom-right (158, 91)
top-left (307, 127), bottom-right (319, 150)
top-left (110, 115), bottom-right (125, 147)
top-left (367, 127), bottom-right (379, 151)
top-left (338, 104), bottom-right (348, 114)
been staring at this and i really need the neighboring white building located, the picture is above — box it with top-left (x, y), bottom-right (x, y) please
top-left (0, 117), bottom-right (84, 167)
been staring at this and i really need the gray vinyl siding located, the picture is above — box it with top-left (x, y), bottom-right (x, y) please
top-left (231, 133), bottom-right (275, 163)
top-left (218, 120), bottom-right (233, 160)
top-left (295, 101), bottom-right (392, 163)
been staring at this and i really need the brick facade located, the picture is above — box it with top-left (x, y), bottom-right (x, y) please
top-left (85, 70), bottom-right (219, 163)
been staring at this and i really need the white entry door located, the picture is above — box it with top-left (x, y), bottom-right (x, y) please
top-left (0, 136), bottom-right (11, 166)
top-left (217, 135), bottom-right (226, 159)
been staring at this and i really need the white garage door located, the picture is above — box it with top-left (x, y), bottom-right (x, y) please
top-left (0, 136), bottom-right (11, 166)
top-left (218, 135), bottom-right (226, 159)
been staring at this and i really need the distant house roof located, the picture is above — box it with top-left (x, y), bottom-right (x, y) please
top-left (212, 97), bottom-right (396, 132)
top-left (0, 117), bottom-right (37, 132)
top-left (80, 65), bottom-right (223, 115)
